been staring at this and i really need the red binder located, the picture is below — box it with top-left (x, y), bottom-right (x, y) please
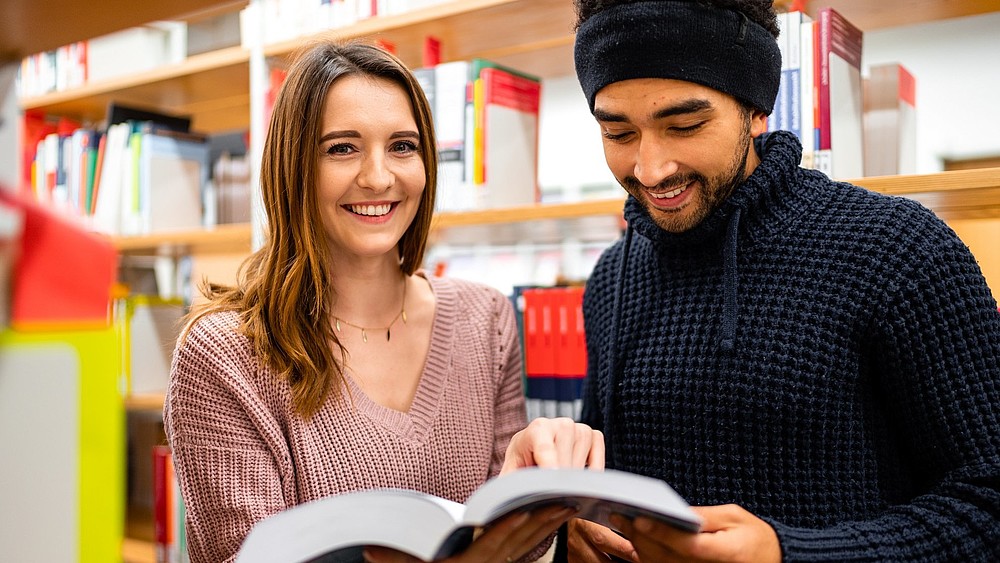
top-left (1, 190), bottom-right (117, 330)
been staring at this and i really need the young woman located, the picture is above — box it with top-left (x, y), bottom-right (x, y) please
top-left (165, 41), bottom-right (602, 563)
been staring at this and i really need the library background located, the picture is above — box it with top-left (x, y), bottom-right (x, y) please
top-left (1, 0), bottom-right (998, 561)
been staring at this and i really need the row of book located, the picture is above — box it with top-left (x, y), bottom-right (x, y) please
top-left (22, 105), bottom-right (252, 236)
top-left (412, 58), bottom-right (541, 212)
top-left (153, 445), bottom-right (188, 563)
top-left (769, 7), bottom-right (916, 179)
top-left (27, 119), bottom-right (209, 236)
top-left (515, 285), bottom-right (587, 422)
top-left (17, 22), bottom-right (188, 98)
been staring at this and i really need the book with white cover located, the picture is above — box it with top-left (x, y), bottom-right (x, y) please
top-left (815, 7), bottom-right (864, 179)
top-left (236, 468), bottom-right (701, 563)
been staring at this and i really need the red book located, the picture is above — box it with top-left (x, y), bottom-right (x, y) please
top-left (153, 445), bottom-right (174, 563)
top-left (815, 7), bottom-right (864, 178)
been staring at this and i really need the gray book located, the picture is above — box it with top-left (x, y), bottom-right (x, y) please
top-left (236, 468), bottom-right (700, 563)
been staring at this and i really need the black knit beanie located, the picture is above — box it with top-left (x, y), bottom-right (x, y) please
top-left (574, 0), bottom-right (782, 114)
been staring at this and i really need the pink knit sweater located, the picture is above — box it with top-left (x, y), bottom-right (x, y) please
top-left (164, 276), bottom-right (528, 563)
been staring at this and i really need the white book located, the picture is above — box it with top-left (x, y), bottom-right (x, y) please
top-left (236, 468), bottom-right (701, 563)
top-left (92, 122), bottom-right (130, 235)
top-left (815, 8), bottom-right (864, 179)
top-left (864, 62), bottom-right (917, 177)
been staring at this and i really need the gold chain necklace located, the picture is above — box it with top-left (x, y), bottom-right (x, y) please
top-left (333, 280), bottom-right (408, 343)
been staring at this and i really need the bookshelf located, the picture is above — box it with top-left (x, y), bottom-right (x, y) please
top-left (6, 1), bottom-right (1000, 562)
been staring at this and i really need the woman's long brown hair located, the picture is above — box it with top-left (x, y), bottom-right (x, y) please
top-left (187, 41), bottom-right (438, 417)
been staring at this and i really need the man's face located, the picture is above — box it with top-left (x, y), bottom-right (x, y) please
top-left (594, 78), bottom-right (767, 233)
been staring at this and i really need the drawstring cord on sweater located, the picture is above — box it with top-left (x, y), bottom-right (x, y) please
top-left (720, 207), bottom-right (742, 352)
top-left (602, 208), bottom-right (742, 466)
top-left (603, 224), bottom-right (633, 468)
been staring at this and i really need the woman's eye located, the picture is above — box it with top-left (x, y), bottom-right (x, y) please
top-left (391, 140), bottom-right (419, 154)
top-left (326, 143), bottom-right (355, 156)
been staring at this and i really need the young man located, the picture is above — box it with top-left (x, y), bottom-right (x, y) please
top-left (564, 0), bottom-right (1000, 561)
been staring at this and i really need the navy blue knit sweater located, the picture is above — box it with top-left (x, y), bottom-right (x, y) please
top-left (580, 131), bottom-right (1000, 561)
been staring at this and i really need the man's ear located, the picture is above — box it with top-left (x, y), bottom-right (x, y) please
top-left (750, 109), bottom-right (769, 138)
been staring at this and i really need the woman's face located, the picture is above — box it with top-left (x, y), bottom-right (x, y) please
top-left (315, 74), bottom-right (426, 265)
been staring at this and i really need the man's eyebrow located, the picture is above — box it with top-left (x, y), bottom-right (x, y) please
top-left (652, 98), bottom-right (713, 120)
top-left (594, 98), bottom-right (714, 123)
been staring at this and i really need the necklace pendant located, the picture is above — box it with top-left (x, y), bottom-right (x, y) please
top-left (335, 318), bottom-right (341, 332)
top-left (401, 310), bottom-right (407, 324)
top-left (361, 328), bottom-right (368, 343)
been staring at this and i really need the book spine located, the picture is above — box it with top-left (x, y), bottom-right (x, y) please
top-left (818, 8), bottom-right (832, 151)
top-left (153, 445), bottom-right (174, 563)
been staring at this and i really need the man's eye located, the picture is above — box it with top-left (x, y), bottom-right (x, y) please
top-left (602, 130), bottom-right (632, 141)
top-left (672, 122), bottom-right (705, 133)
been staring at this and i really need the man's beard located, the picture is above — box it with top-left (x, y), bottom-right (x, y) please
top-left (622, 120), bottom-right (753, 233)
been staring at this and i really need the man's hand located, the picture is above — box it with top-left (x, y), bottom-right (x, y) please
top-left (566, 518), bottom-right (639, 562)
top-left (363, 505), bottom-right (576, 563)
top-left (500, 417), bottom-right (605, 473)
top-left (611, 504), bottom-right (781, 563)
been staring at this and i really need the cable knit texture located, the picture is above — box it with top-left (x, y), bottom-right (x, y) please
top-left (165, 275), bottom-right (530, 563)
top-left (581, 131), bottom-right (1000, 561)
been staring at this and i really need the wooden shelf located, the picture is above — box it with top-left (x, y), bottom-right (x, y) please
top-left (111, 222), bottom-right (253, 256)
top-left (1, 0), bottom-right (247, 62)
top-left (432, 198), bottom-right (625, 229)
top-left (104, 167), bottom-right (1000, 255)
top-left (853, 167), bottom-right (1000, 220)
top-left (125, 393), bottom-right (168, 412)
top-left (264, 0), bottom-right (578, 79)
top-left (122, 537), bottom-right (155, 563)
top-left (19, 46), bottom-right (251, 133)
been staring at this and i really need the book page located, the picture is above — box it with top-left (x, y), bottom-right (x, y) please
top-left (236, 489), bottom-right (468, 563)
top-left (462, 468), bottom-right (701, 533)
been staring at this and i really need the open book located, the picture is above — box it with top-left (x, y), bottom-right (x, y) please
top-left (236, 468), bottom-right (700, 563)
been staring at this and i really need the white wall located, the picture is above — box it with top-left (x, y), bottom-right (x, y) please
top-left (537, 75), bottom-right (619, 198)
top-left (864, 12), bottom-right (1000, 173)
top-left (537, 11), bottom-right (1000, 183)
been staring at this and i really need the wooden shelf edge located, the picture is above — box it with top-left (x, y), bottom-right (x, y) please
top-left (122, 536), bottom-right (156, 563)
top-left (19, 46), bottom-right (251, 109)
top-left (263, 0), bottom-right (526, 57)
top-left (432, 198), bottom-right (625, 229)
top-left (110, 222), bottom-right (253, 255)
top-left (850, 167), bottom-right (1000, 195)
top-left (103, 168), bottom-right (1000, 257)
top-left (125, 393), bottom-right (166, 412)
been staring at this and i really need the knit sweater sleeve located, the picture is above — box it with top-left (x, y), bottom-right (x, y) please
top-left (487, 283), bottom-right (529, 478)
top-left (164, 312), bottom-right (294, 563)
top-left (773, 202), bottom-right (1000, 561)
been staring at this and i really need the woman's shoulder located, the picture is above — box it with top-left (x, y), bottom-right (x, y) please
top-left (425, 275), bottom-right (516, 334)
top-left (429, 275), bottom-right (509, 309)
top-left (177, 309), bottom-right (250, 356)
